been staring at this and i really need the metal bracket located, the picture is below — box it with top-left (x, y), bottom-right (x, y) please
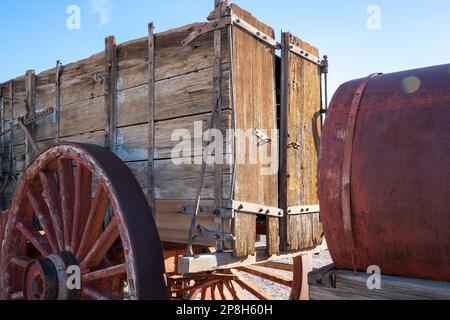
top-left (232, 14), bottom-right (279, 49)
top-left (288, 43), bottom-right (322, 66)
top-left (182, 14), bottom-right (280, 49)
top-left (287, 204), bottom-right (320, 215)
top-left (181, 205), bottom-right (234, 219)
top-left (254, 129), bottom-right (272, 146)
top-left (182, 16), bottom-right (232, 46)
top-left (196, 225), bottom-right (236, 242)
top-left (0, 107), bottom-right (54, 137)
top-left (228, 200), bottom-right (284, 218)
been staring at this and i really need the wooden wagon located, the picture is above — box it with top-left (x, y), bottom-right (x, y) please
top-left (0, 1), bottom-right (328, 300)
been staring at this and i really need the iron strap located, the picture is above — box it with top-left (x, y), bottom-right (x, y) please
top-left (341, 73), bottom-right (381, 272)
top-left (182, 14), bottom-right (279, 49)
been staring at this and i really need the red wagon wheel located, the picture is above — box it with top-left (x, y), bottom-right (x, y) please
top-left (0, 143), bottom-right (167, 300)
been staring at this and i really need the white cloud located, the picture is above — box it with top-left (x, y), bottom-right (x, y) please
top-left (89, 0), bottom-right (112, 26)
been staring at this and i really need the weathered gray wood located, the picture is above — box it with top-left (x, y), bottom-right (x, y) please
top-left (230, 4), bottom-right (279, 257)
top-left (25, 70), bottom-right (36, 165)
top-left (54, 61), bottom-right (62, 143)
top-left (105, 36), bottom-right (118, 150)
top-left (309, 267), bottom-right (450, 300)
top-left (280, 32), bottom-right (323, 252)
top-left (148, 23), bottom-right (156, 216)
top-left (178, 243), bottom-right (326, 274)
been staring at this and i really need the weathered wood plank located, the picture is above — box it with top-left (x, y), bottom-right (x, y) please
top-left (105, 36), bottom-right (118, 150)
top-left (126, 158), bottom-right (231, 200)
top-left (117, 24), bottom-right (229, 91)
top-left (280, 32), bottom-right (324, 252)
top-left (309, 267), bottom-right (450, 300)
top-left (116, 67), bottom-right (230, 126)
top-left (155, 199), bottom-right (231, 247)
top-left (148, 23), bottom-right (156, 216)
top-left (231, 4), bottom-right (279, 257)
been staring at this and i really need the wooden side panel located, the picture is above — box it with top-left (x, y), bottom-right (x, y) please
top-left (280, 33), bottom-right (324, 252)
top-left (231, 5), bottom-right (279, 257)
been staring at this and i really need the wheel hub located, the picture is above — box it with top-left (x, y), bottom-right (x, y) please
top-left (23, 252), bottom-right (80, 300)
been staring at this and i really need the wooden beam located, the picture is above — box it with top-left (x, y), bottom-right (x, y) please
top-left (257, 261), bottom-right (294, 272)
top-left (309, 266), bottom-right (450, 300)
top-left (147, 23), bottom-right (156, 217)
top-left (177, 241), bottom-right (327, 274)
top-left (105, 36), bottom-right (118, 150)
top-left (8, 81), bottom-right (14, 186)
top-left (213, 0), bottom-right (224, 252)
top-left (25, 70), bottom-right (36, 165)
top-left (54, 61), bottom-right (63, 143)
top-left (236, 266), bottom-right (293, 287)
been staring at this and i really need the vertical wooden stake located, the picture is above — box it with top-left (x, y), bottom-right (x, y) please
top-left (105, 36), bottom-right (118, 151)
top-left (0, 86), bottom-right (4, 210)
top-left (147, 23), bottom-right (156, 217)
top-left (54, 61), bottom-right (62, 143)
top-left (213, 0), bottom-right (224, 252)
top-left (25, 70), bottom-right (36, 166)
top-left (8, 81), bottom-right (15, 190)
top-left (279, 32), bottom-right (290, 251)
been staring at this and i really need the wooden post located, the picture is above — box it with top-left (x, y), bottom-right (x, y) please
top-left (105, 36), bottom-right (118, 151)
top-left (279, 32), bottom-right (290, 251)
top-left (8, 81), bottom-right (15, 189)
top-left (25, 70), bottom-right (36, 166)
top-left (147, 23), bottom-right (156, 217)
top-left (54, 61), bottom-right (62, 143)
top-left (0, 85), bottom-right (4, 210)
top-left (213, 0), bottom-right (225, 252)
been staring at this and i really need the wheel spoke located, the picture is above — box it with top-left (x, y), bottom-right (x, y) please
top-left (223, 279), bottom-right (245, 300)
top-left (236, 266), bottom-right (293, 287)
top-left (71, 162), bottom-right (92, 254)
top-left (82, 264), bottom-right (126, 283)
top-left (230, 270), bottom-right (273, 300)
top-left (58, 158), bottom-right (75, 252)
top-left (9, 256), bottom-right (32, 269)
top-left (27, 189), bottom-right (58, 253)
top-left (80, 216), bottom-right (120, 271)
top-left (82, 286), bottom-right (119, 300)
top-left (40, 171), bottom-right (64, 251)
top-left (76, 184), bottom-right (110, 261)
top-left (15, 220), bottom-right (51, 257)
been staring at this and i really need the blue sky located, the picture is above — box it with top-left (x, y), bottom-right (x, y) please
top-left (0, 0), bottom-right (449, 98)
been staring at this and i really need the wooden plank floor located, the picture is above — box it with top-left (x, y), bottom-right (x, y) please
top-left (309, 266), bottom-right (450, 300)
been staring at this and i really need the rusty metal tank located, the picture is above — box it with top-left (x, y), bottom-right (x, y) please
top-left (318, 64), bottom-right (450, 282)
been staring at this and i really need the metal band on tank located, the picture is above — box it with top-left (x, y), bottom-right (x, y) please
top-left (341, 73), bottom-right (381, 272)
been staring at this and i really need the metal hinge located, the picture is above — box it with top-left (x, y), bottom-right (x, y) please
top-left (287, 205), bottom-right (320, 215)
top-left (196, 225), bottom-right (236, 242)
top-left (287, 43), bottom-right (322, 66)
top-left (181, 205), bottom-right (234, 219)
top-left (228, 200), bottom-right (284, 218)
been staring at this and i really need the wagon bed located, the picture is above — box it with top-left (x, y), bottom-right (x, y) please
top-left (0, 1), bottom-right (328, 300)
